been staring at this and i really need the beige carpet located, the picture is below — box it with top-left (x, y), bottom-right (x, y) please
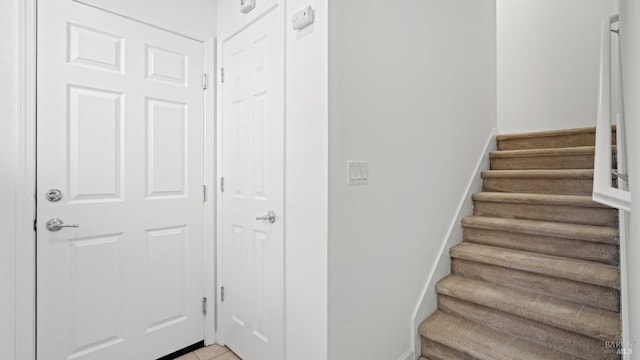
top-left (419, 127), bottom-right (621, 360)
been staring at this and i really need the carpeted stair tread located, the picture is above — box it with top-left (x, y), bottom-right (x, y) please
top-left (482, 169), bottom-right (594, 179)
top-left (436, 275), bottom-right (621, 341)
top-left (449, 243), bottom-right (619, 288)
top-left (421, 339), bottom-right (476, 360)
top-left (496, 126), bottom-right (615, 150)
top-left (451, 259), bottom-right (620, 311)
top-left (491, 146), bottom-right (598, 159)
top-left (462, 216), bottom-right (619, 265)
top-left (472, 192), bottom-right (609, 207)
top-left (420, 311), bottom-right (578, 360)
top-left (437, 295), bottom-right (620, 360)
top-left (481, 169), bottom-right (594, 195)
top-left (462, 216), bottom-right (619, 244)
top-left (490, 146), bottom-right (618, 170)
top-left (472, 192), bottom-right (618, 227)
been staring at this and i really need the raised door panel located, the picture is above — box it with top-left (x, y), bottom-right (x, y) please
top-left (145, 226), bottom-right (188, 333)
top-left (146, 98), bottom-right (187, 199)
top-left (67, 234), bottom-right (125, 360)
top-left (68, 85), bottom-right (124, 203)
top-left (68, 23), bottom-right (124, 73)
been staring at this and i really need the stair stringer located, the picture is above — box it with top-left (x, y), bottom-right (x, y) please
top-left (408, 129), bottom-right (497, 360)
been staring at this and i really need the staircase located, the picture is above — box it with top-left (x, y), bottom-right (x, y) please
top-left (419, 127), bottom-right (622, 360)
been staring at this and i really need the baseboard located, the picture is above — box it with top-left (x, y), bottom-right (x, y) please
top-left (396, 348), bottom-right (414, 360)
top-left (408, 128), bottom-right (497, 359)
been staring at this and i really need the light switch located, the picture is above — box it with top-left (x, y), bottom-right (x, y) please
top-left (347, 161), bottom-right (369, 186)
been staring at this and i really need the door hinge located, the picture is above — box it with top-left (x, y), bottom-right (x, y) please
top-left (221, 68), bottom-right (225, 83)
top-left (221, 286), bottom-right (225, 302)
top-left (202, 73), bottom-right (209, 90)
top-left (202, 297), bottom-right (208, 315)
top-left (220, 177), bottom-right (225, 193)
top-left (33, 218), bottom-right (37, 232)
top-left (203, 185), bottom-right (208, 202)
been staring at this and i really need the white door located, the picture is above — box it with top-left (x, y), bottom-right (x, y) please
top-left (220, 6), bottom-right (284, 360)
top-left (37, 1), bottom-right (206, 359)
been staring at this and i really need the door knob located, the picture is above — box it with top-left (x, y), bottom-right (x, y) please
top-left (46, 218), bottom-right (80, 232)
top-left (256, 211), bottom-right (276, 224)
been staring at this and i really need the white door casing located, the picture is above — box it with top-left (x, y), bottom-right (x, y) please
top-left (37, 1), bottom-right (206, 359)
top-left (220, 5), bottom-right (285, 360)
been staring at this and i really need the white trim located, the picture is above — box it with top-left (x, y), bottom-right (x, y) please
top-left (214, 33), bottom-right (225, 344)
top-left (71, 0), bottom-right (206, 42)
top-left (409, 129), bottom-right (497, 358)
top-left (593, 14), bottom-right (630, 212)
top-left (396, 348), bottom-right (414, 360)
top-left (219, 0), bottom-right (280, 41)
top-left (15, 1), bottom-right (37, 359)
top-left (620, 210), bottom-right (631, 360)
top-left (203, 37), bottom-right (217, 346)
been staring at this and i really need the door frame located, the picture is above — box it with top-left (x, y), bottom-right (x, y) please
top-left (14, 1), bottom-right (218, 358)
top-left (215, 0), bottom-right (287, 348)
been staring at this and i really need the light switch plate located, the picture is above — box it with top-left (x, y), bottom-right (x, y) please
top-left (347, 161), bottom-right (369, 186)
top-left (240, 0), bottom-right (256, 13)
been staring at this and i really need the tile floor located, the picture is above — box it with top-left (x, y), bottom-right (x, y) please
top-left (175, 344), bottom-right (241, 360)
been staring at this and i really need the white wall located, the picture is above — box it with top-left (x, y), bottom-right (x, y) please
top-left (498, 0), bottom-right (616, 133)
top-left (284, 1), bottom-right (328, 359)
top-left (217, 1), bottom-right (329, 359)
top-left (620, 0), bottom-right (640, 353)
top-left (327, 1), bottom-right (497, 359)
top-left (77, 0), bottom-right (217, 40)
top-left (0, 2), bottom-right (20, 359)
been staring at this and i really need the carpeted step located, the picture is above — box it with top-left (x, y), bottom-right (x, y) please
top-left (419, 311), bottom-right (578, 360)
top-left (436, 275), bottom-right (621, 341)
top-left (421, 338), bottom-right (475, 360)
top-left (451, 258), bottom-right (619, 311)
top-left (496, 126), bottom-right (615, 151)
top-left (490, 146), bottom-right (617, 170)
top-left (462, 216), bottom-right (619, 265)
top-left (472, 192), bottom-right (618, 227)
top-left (481, 169), bottom-right (594, 195)
top-left (437, 295), bottom-right (620, 360)
top-left (449, 243), bottom-right (619, 288)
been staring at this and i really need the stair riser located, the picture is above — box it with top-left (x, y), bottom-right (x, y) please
top-left (437, 295), bottom-right (620, 360)
top-left (482, 177), bottom-right (593, 195)
top-left (463, 227), bottom-right (619, 265)
top-left (498, 133), bottom-right (597, 150)
top-left (473, 201), bottom-right (618, 227)
top-left (491, 154), bottom-right (596, 170)
top-left (451, 259), bottom-right (620, 312)
top-left (421, 338), bottom-right (475, 360)
top-left (497, 131), bottom-right (617, 151)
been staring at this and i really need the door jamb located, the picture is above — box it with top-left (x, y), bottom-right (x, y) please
top-left (204, 37), bottom-right (217, 346)
top-left (15, 0), bottom-right (37, 359)
top-left (16, 1), bottom-right (218, 357)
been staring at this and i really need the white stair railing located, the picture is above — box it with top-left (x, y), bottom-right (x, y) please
top-left (593, 14), bottom-right (630, 212)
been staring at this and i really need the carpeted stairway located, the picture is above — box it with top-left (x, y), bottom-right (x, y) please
top-left (419, 127), bottom-right (622, 360)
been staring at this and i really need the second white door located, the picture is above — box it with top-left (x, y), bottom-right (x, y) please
top-left (220, 6), bottom-right (285, 360)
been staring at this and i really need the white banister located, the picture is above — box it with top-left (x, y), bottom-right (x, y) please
top-left (593, 14), bottom-right (630, 212)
